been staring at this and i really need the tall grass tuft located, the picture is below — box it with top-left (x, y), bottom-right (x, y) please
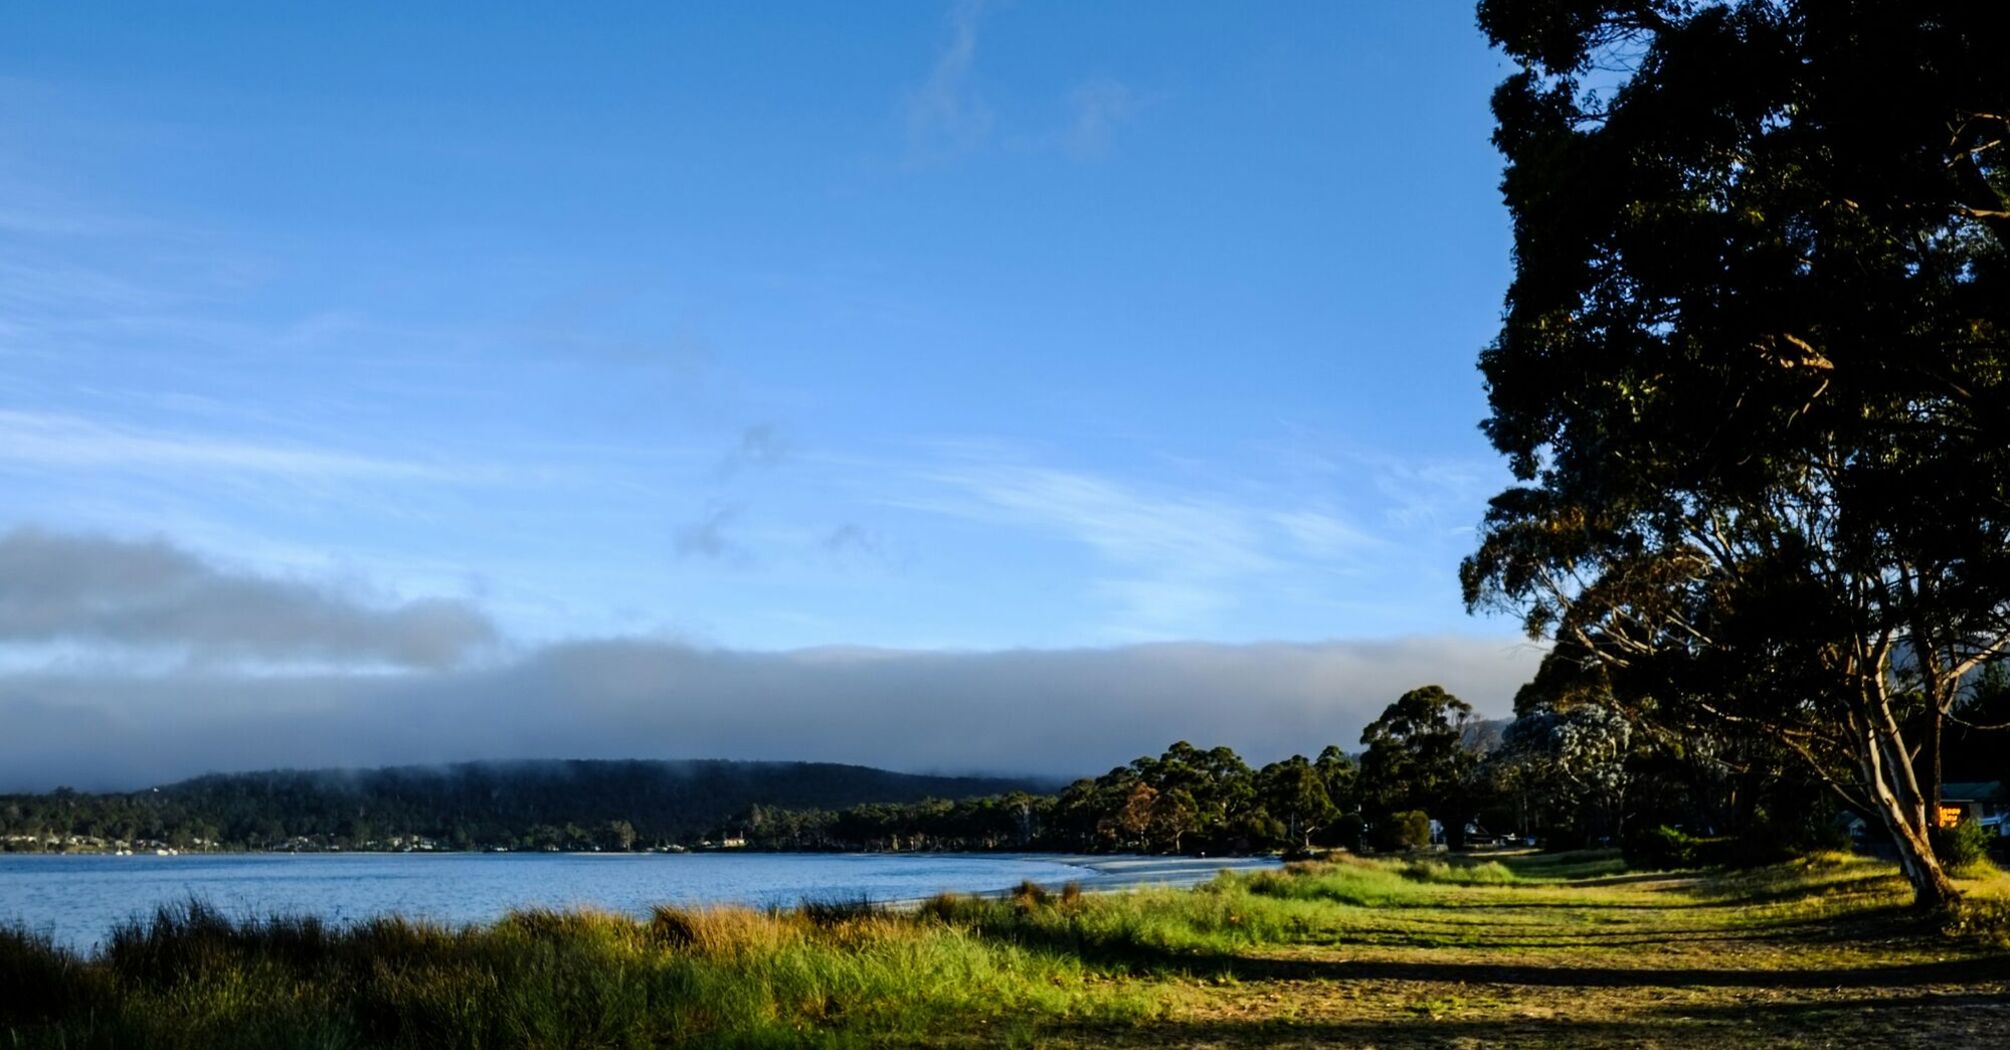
top-left (1398, 858), bottom-right (1518, 885)
top-left (794, 894), bottom-right (884, 927)
top-left (0, 924), bottom-right (106, 1029)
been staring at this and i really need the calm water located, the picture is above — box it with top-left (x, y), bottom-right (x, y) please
top-left (0, 852), bottom-right (1263, 953)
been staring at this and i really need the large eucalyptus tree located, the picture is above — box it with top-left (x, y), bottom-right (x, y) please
top-left (1463, 0), bottom-right (2010, 906)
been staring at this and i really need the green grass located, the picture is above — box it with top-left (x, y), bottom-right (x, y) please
top-left (0, 899), bottom-right (1160, 1049)
top-left (5, 850), bottom-right (2009, 1048)
top-left (1491, 846), bottom-right (1631, 881)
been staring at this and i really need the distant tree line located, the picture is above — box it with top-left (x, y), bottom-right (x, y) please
top-left (743, 671), bottom-right (2009, 861)
top-left (0, 760), bottom-right (1045, 853)
top-left (9, 673), bottom-right (2004, 859)
top-left (739, 741), bottom-right (1362, 855)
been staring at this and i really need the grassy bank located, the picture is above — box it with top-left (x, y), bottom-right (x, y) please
top-left (5, 852), bottom-right (2008, 1048)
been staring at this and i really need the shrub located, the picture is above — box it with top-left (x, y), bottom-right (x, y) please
top-left (1370, 811), bottom-right (1431, 853)
top-left (1706, 833), bottom-right (1797, 869)
top-left (1931, 820), bottom-right (1994, 873)
top-left (1329, 813), bottom-right (1366, 853)
top-left (1622, 825), bottom-right (1796, 870)
top-left (1622, 825), bottom-right (1697, 870)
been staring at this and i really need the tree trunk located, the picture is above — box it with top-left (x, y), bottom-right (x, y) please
top-left (1444, 810), bottom-right (1470, 851)
top-left (1929, 702), bottom-right (1944, 817)
top-left (1872, 790), bottom-right (1961, 908)
top-left (1862, 723), bottom-right (1961, 908)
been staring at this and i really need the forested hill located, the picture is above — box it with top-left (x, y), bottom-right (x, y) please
top-left (0, 760), bottom-right (1051, 853)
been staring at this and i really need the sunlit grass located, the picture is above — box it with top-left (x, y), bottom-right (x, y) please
top-left (5, 847), bottom-right (2008, 1047)
top-left (1, 898), bottom-right (1161, 1048)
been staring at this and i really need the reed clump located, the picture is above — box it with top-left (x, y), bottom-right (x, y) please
top-left (650, 903), bottom-right (798, 956)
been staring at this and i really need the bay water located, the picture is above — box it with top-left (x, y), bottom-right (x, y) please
top-left (0, 851), bottom-right (1274, 953)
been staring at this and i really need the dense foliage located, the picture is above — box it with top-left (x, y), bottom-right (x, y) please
top-left (0, 760), bottom-right (1046, 853)
top-left (741, 741), bottom-right (1362, 854)
top-left (1360, 686), bottom-right (1480, 848)
top-left (1465, 0), bottom-right (2010, 906)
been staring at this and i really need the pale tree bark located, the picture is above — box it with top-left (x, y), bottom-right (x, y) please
top-left (1855, 681), bottom-right (1960, 907)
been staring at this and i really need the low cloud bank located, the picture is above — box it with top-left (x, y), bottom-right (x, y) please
top-left (0, 526), bottom-right (1541, 791)
top-left (0, 528), bottom-right (496, 670)
top-left (0, 636), bottom-right (1541, 791)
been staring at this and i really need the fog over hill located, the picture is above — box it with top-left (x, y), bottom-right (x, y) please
top-left (0, 529), bottom-right (1542, 791)
top-left (0, 635), bottom-right (1540, 792)
top-left (0, 758), bottom-right (1056, 850)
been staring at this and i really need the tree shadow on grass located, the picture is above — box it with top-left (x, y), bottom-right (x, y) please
top-left (1191, 951), bottom-right (2010, 989)
top-left (973, 915), bottom-right (2010, 990)
top-left (1054, 990), bottom-right (2010, 1049)
top-left (1549, 871), bottom-right (1699, 888)
top-left (1307, 905), bottom-right (1924, 950)
top-left (1366, 889), bottom-right (1712, 905)
top-left (1685, 874), bottom-right (1906, 905)
top-left (1377, 873), bottom-right (1901, 912)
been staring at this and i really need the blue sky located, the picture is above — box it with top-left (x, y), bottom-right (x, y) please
top-left (0, 4), bottom-right (1539, 783)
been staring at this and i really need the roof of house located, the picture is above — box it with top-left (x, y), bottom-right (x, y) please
top-left (1943, 781), bottom-right (2003, 802)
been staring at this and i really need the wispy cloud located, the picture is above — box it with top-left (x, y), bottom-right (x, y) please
top-left (919, 463), bottom-right (1278, 578)
top-left (1271, 509), bottom-right (1382, 559)
top-left (715, 422), bottom-right (790, 480)
top-left (1369, 456), bottom-right (1492, 533)
top-left (1064, 78), bottom-right (1142, 158)
top-left (673, 503), bottom-right (747, 562)
top-left (0, 409), bottom-right (482, 483)
top-left (894, 458), bottom-right (1384, 635)
top-left (822, 522), bottom-right (884, 559)
top-left (0, 255), bottom-right (195, 320)
top-left (906, 0), bottom-right (993, 158)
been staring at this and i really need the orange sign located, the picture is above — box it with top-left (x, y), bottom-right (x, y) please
top-left (1936, 805), bottom-right (1964, 829)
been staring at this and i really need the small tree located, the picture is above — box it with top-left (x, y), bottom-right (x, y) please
top-left (1372, 810), bottom-right (1432, 853)
top-left (599, 819), bottom-right (638, 852)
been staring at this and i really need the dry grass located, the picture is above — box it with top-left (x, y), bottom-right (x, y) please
top-left (4, 851), bottom-right (2007, 1047)
top-left (1036, 851), bottom-right (2010, 1048)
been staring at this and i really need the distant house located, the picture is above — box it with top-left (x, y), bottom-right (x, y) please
top-left (1941, 782), bottom-right (2007, 836)
top-left (1843, 781), bottom-right (2005, 843)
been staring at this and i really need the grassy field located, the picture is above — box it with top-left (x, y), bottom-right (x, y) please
top-left (4, 850), bottom-right (2007, 1048)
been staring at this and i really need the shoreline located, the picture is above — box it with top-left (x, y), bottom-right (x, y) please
top-left (882, 853), bottom-right (1284, 905)
top-left (1012, 853), bottom-right (1282, 891)
top-left (2, 850), bottom-right (1283, 952)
